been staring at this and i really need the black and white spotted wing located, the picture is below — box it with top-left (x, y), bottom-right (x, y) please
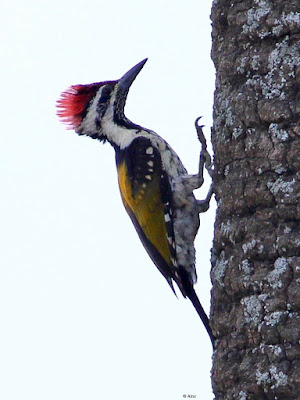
top-left (115, 136), bottom-right (178, 290)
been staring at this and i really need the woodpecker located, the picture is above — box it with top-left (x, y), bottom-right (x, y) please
top-left (57, 59), bottom-right (214, 346)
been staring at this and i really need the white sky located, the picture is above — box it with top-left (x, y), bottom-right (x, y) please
top-left (1, 1), bottom-right (216, 399)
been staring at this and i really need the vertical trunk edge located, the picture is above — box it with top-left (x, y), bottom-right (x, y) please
top-left (210, 0), bottom-right (300, 398)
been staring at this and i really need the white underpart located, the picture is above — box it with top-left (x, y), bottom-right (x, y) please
top-left (148, 134), bottom-right (200, 283)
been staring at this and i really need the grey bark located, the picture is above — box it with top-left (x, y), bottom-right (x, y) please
top-left (210, 0), bottom-right (300, 398)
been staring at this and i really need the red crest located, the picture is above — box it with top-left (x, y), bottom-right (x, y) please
top-left (56, 83), bottom-right (101, 129)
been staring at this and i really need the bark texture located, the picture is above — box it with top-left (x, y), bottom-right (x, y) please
top-left (210, 0), bottom-right (300, 398)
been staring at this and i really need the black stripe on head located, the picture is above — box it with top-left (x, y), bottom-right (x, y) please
top-left (94, 82), bottom-right (117, 129)
top-left (112, 91), bottom-right (143, 130)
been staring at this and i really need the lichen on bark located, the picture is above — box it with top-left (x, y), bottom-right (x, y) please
top-left (210, 0), bottom-right (300, 398)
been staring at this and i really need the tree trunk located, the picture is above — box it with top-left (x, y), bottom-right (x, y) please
top-left (210, 0), bottom-right (300, 398)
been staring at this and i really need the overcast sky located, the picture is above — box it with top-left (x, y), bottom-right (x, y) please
top-left (1, 1), bottom-right (216, 399)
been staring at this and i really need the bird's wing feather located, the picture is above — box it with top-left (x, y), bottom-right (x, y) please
top-left (116, 137), bottom-right (177, 290)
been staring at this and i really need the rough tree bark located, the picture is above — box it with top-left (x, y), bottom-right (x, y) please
top-left (210, 0), bottom-right (300, 398)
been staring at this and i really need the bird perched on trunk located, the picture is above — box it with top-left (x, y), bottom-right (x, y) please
top-left (57, 59), bottom-right (214, 346)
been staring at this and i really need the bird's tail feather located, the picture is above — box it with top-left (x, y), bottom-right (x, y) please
top-left (187, 287), bottom-right (215, 348)
top-left (177, 266), bottom-right (215, 348)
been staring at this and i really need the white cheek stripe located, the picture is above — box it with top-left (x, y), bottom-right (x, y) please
top-left (81, 88), bottom-right (103, 133)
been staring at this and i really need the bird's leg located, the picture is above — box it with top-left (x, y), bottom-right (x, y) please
top-left (197, 184), bottom-right (214, 213)
top-left (194, 117), bottom-right (214, 214)
top-left (175, 118), bottom-right (214, 207)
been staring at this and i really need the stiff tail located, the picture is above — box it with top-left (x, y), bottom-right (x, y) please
top-left (187, 287), bottom-right (215, 348)
top-left (177, 266), bottom-right (215, 348)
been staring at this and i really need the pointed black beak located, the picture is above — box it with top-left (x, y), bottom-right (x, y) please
top-left (114, 59), bottom-right (148, 122)
top-left (118, 58), bottom-right (148, 94)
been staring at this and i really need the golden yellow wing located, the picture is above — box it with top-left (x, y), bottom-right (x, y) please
top-left (116, 137), bottom-right (176, 290)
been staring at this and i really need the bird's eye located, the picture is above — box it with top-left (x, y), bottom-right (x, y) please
top-left (100, 87), bottom-right (111, 103)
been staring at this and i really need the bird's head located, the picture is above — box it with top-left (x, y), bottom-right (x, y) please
top-left (57, 59), bottom-right (148, 143)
